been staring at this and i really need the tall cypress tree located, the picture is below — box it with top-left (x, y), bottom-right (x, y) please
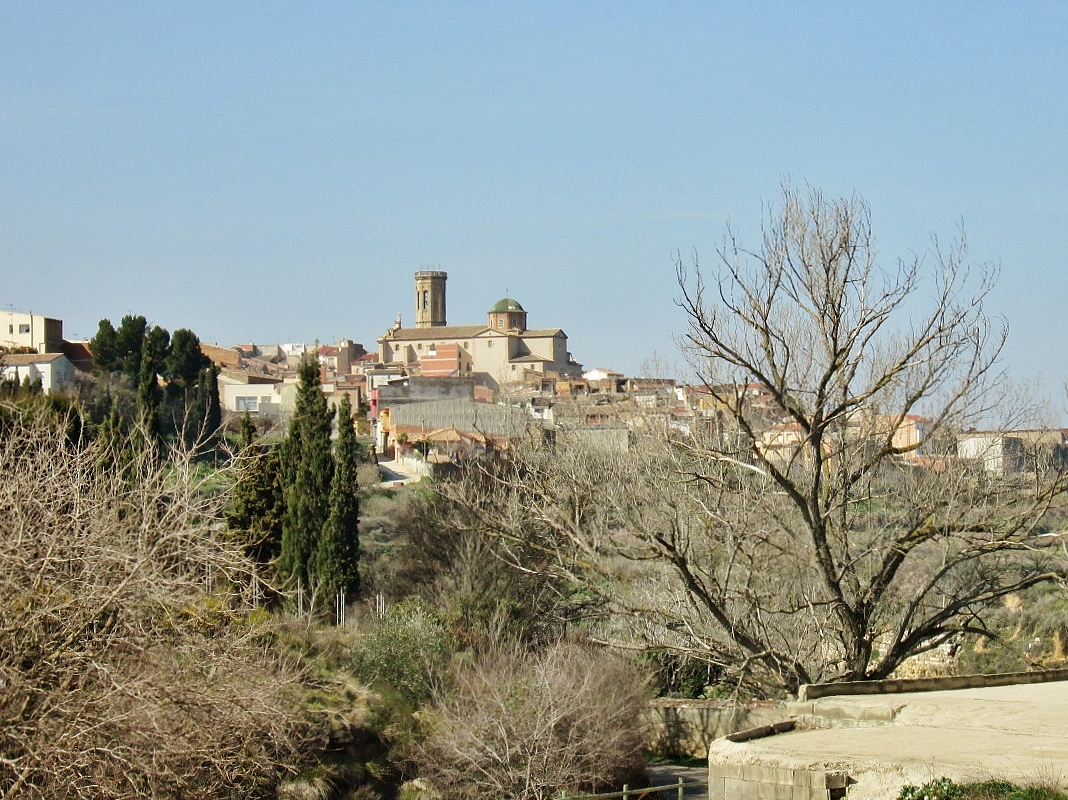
top-left (315, 393), bottom-right (361, 601)
top-left (136, 334), bottom-right (161, 449)
top-left (279, 359), bottom-right (334, 591)
top-left (203, 364), bottom-right (221, 437)
top-left (238, 409), bottom-right (257, 450)
top-left (227, 427), bottom-right (285, 568)
top-left (183, 365), bottom-right (221, 450)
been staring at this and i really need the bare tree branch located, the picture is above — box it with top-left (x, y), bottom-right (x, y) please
top-left (441, 185), bottom-right (1068, 696)
top-left (0, 404), bottom-right (311, 799)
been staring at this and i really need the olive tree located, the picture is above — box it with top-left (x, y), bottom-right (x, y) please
top-left (443, 185), bottom-right (1068, 694)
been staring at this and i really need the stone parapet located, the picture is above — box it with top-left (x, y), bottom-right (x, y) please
top-left (798, 667), bottom-right (1068, 701)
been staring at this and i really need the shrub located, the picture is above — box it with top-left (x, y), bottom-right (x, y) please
top-left (410, 640), bottom-right (650, 800)
top-left (347, 601), bottom-right (452, 705)
top-left (361, 486), bottom-right (564, 649)
top-left (898, 778), bottom-right (1068, 800)
top-left (899, 778), bottom-right (964, 800)
top-left (0, 406), bottom-right (310, 798)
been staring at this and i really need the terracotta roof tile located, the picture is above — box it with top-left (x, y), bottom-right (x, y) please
top-left (380, 325), bottom-right (487, 341)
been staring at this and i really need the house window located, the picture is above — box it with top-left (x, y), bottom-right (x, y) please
top-left (18, 324), bottom-right (30, 334)
top-left (497, 318), bottom-right (504, 328)
top-left (417, 343), bottom-right (422, 350)
top-left (511, 364), bottom-right (516, 371)
top-left (487, 341), bottom-right (492, 347)
top-left (235, 396), bottom-right (259, 411)
top-left (422, 290), bottom-right (429, 310)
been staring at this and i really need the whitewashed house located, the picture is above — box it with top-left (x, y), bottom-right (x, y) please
top-left (1, 353), bottom-right (75, 394)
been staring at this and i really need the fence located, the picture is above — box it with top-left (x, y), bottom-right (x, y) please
top-left (561, 777), bottom-right (709, 800)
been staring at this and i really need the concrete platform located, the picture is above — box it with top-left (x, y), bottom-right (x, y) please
top-left (709, 681), bottom-right (1068, 800)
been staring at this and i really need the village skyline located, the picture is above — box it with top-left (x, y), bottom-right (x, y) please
top-left (4, 3), bottom-right (1067, 387)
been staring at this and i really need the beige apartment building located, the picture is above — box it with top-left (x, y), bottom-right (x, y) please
top-left (1, 310), bottom-right (64, 353)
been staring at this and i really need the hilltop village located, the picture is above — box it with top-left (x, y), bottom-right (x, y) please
top-left (3, 269), bottom-right (1066, 475)
top-left (8, 253), bottom-right (1068, 800)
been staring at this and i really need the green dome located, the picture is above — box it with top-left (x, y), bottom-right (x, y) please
top-left (489, 298), bottom-right (525, 313)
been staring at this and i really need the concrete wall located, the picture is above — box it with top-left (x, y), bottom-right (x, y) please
top-left (645, 700), bottom-right (788, 758)
top-left (709, 760), bottom-right (850, 800)
top-left (390, 398), bottom-right (529, 439)
top-left (559, 424), bottom-right (630, 453)
top-left (393, 454), bottom-right (433, 480)
top-left (957, 435), bottom-right (1026, 474)
top-left (377, 377), bottom-right (475, 405)
top-left (220, 381), bottom-right (281, 413)
top-left (798, 666), bottom-right (1068, 701)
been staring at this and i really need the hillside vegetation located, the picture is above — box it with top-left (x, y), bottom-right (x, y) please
top-left (0, 401), bottom-right (316, 797)
top-left (0, 399), bottom-right (651, 800)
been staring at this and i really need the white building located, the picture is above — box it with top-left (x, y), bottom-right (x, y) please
top-left (1, 311), bottom-right (64, 353)
top-left (1, 353), bottom-right (75, 394)
top-left (217, 372), bottom-right (285, 416)
top-left (957, 434), bottom-right (1027, 475)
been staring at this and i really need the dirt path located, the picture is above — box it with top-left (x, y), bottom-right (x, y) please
top-left (644, 764), bottom-right (708, 799)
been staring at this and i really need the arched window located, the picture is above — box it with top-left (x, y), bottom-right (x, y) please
top-left (423, 290), bottom-right (429, 310)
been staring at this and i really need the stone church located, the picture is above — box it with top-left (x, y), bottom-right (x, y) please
top-left (377, 271), bottom-right (583, 389)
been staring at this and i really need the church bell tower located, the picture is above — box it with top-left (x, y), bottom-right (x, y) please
top-left (414, 270), bottom-right (447, 328)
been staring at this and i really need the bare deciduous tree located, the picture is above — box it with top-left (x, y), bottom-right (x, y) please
top-left (443, 186), bottom-right (1068, 694)
top-left (0, 405), bottom-right (310, 798)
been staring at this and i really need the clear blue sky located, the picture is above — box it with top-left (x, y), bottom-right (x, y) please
top-left (2, 2), bottom-right (1066, 392)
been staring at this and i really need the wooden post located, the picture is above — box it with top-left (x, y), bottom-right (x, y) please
top-left (623, 784), bottom-right (630, 800)
top-left (678, 777), bottom-right (685, 800)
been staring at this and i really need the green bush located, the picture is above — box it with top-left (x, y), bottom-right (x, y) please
top-left (957, 584), bottom-right (1068, 674)
top-left (899, 777), bottom-right (963, 800)
top-left (899, 778), bottom-right (1068, 800)
top-left (347, 601), bottom-right (452, 705)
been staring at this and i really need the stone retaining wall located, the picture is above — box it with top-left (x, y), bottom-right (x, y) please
top-left (708, 761), bottom-right (850, 800)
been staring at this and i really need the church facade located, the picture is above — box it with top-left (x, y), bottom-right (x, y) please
top-left (377, 271), bottom-right (583, 389)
